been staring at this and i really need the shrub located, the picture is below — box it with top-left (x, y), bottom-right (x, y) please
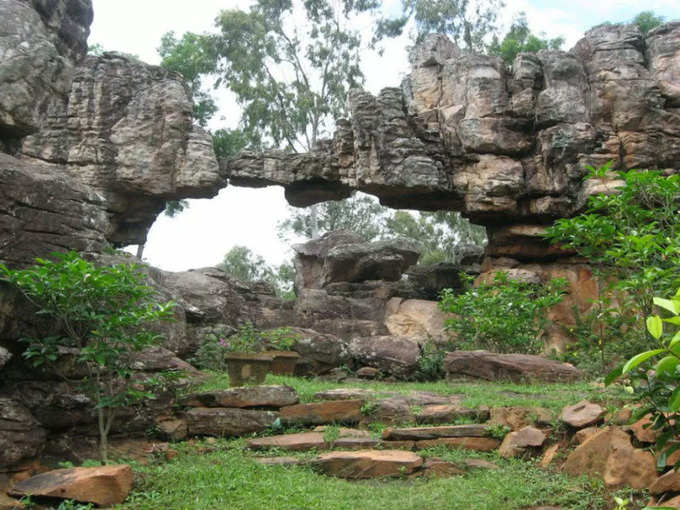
top-left (439, 272), bottom-right (567, 354)
top-left (0, 252), bottom-right (175, 463)
top-left (413, 340), bottom-right (449, 381)
top-left (607, 288), bottom-right (680, 467)
top-left (545, 166), bottom-right (680, 367)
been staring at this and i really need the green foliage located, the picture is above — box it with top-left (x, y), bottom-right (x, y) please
top-left (632, 11), bottom-right (665, 34)
top-left (212, 128), bottom-right (250, 159)
top-left (545, 166), bottom-right (680, 367)
top-left (191, 324), bottom-right (300, 370)
top-left (440, 272), bottom-right (567, 354)
top-left (160, 1), bottom-right (381, 153)
top-left (218, 245), bottom-right (294, 298)
top-left (488, 12), bottom-right (564, 64)
top-left (376, 0), bottom-right (505, 51)
top-left (607, 289), bottom-right (680, 470)
top-left (487, 423), bottom-right (511, 440)
top-left (0, 252), bottom-right (175, 463)
top-left (413, 340), bottom-right (449, 381)
top-left (164, 199), bottom-right (188, 218)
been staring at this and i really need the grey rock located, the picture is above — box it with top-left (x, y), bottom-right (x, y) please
top-left (182, 385), bottom-right (299, 409)
top-left (347, 336), bottom-right (421, 378)
top-left (0, 397), bottom-right (47, 468)
top-left (186, 407), bottom-right (279, 437)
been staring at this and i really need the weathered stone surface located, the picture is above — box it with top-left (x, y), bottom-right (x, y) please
top-left (650, 469), bottom-right (680, 495)
top-left (627, 415), bottom-right (658, 443)
top-left (398, 262), bottom-right (479, 300)
top-left (416, 437), bottom-right (500, 452)
top-left (384, 298), bottom-right (452, 343)
top-left (19, 52), bottom-right (221, 246)
top-left (382, 424), bottom-right (489, 441)
top-left (421, 458), bottom-right (465, 477)
top-left (9, 464), bottom-right (133, 506)
top-left (280, 400), bottom-right (362, 425)
top-left (155, 418), bottom-right (187, 442)
top-left (323, 239), bottom-right (420, 285)
top-left (313, 388), bottom-right (379, 401)
top-left (562, 427), bottom-right (657, 489)
top-left (361, 398), bottom-right (414, 425)
top-left (312, 450), bottom-right (423, 479)
top-left (0, 0), bottom-right (91, 138)
top-left (415, 405), bottom-right (489, 425)
top-left (185, 407), bottom-right (279, 437)
top-left (182, 385), bottom-right (298, 409)
top-left (286, 328), bottom-right (349, 375)
top-left (489, 407), bottom-right (553, 431)
top-left (248, 432), bottom-right (326, 452)
top-left (0, 493), bottom-right (24, 510)
top-left (498, 426), bottom-right (547, 458)
top-left (347, 336), bottom-right (421, 378)
top-left (560, 401), bottom-right (606, 428)
top-left (0, 398), bottom-right (47, 469)
top-left (444, 350), bottom-right (582, 382)
top-left (574, 427), bottom-right (601, 445)
top-left (356, 366), bottom-right (380, 379)
top-left (464, 458), bottom-right (500, 470)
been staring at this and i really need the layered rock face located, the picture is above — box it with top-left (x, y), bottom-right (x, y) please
top-left (1, 0), bottom-right (221, 266)
top-left (225, 24), bottom-right (680, 263)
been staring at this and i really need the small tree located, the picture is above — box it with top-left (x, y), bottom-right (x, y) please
top-left (0, 252), bottom-right (176, 463)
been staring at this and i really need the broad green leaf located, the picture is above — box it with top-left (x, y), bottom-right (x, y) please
top-left (654, 297), bottom-right (680, 314)
top-left (622, 349), bottom-right (665, 374)
top-left (647, 315), bottom-right (663, 339)
top-left (656, 355), bottom-right (679, 375)
top-left (670, 386), bottom-right (680, 412)
top-left (604, 365), bottom-right (623, 385)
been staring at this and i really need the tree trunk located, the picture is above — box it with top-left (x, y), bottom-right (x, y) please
top-left (97, 407), bottom-right (109, 464)
top-left (310, 205), bottom-right (320, 239)
top-left (136, 243), bottom-right (145, 259)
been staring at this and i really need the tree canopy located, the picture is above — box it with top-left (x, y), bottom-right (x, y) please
top-left (488, 12), bottom-right (564, 64)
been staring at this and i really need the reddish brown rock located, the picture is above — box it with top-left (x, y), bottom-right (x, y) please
top-left (312, 450), bottom-right (423, 479)
top-left (560, 401), bottom-right (606, 428)
top-left (356, 367), bottom-right (380, 379)
top-left (347, 336), bottom-right (421, 378)
top-left (562, 427), bottom-right (657, 489)
top-left (415, 405), bottom-right (489, 425)
top-left (499, 426), bottom-right (547, 458)
top-left (382, 424), bottom-right (489, 441)
top-left (489, 406), bottom-right (553, 430)
top-left (416, 437), bottom-right (500, 452)
top-left (539, 442), bottom-right (563, 468)
top-left (9, 465), bottom-right (133, 506)
top-left (333, 437), bottom-right (380, 449)
top-left (628, 415), bottom-right (658, 443)
top-left (381, 440), bottom-right (416, 450)
top-left (248, 432), bottom-right (327, 452)
top-left (574, 426), bottom-right (601, 445)
top-left (444, 350), bottom-right (582, 382)
top-left (185, 407), bottom-right (279, 436)
top-left (181, 385), bottom-right (299, 409)
top-left (421, 458), bottom-right (465, 477)
top-left (280, 400), bottom-right (362, 425)
top-left (650, 469), bottom-right (680, 495)
top-left (0, 494), bottom-right (24, 510)
top-left (155, 418), bottom-right (188, 442)
top-left (313, 388), bottom-right (380, 401)
top-left (463, 459), bottom-right (499, 470)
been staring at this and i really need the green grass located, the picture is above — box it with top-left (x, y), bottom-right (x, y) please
top-left (193, 372), bottom-right (633, 415)
top-left (116, 438), bottom-right (614, 510)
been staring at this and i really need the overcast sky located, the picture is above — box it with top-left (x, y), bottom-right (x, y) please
top-left (88, 0), bottom-right (679, 272)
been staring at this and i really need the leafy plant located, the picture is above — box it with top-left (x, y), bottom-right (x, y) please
top-left (487, 424), bottom-right (511, 440)
top-left (546, 167), bottom-right (680, 367)
top-left (413, 340), bottom-right (449, 381)
top-left (322, 425), bottom-right (341, 444)
top-left (607, 289), bottom-right (680, 469)
top-left (360, 401), bottom-right (379, 416)
top-left (0, 252), bottom-right (176, 463)
top-left (439, 272), bottom-right (567, 354)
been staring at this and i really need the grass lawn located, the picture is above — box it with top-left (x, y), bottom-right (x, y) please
top-left (109, 374), bottom-right (642, 509)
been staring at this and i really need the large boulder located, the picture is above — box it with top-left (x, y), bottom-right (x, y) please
top-left (312, 450), bottom-right (424, 479)
top-left (286, 327), bottom-right (349, 374)
top-left (347, 336), bottom-right (421, 378)
top-left (444, 350), bottom-right (582, 382)
top-left (383, 298), bottom-right (452, 344)
top-left (9, 464), bottom-right (133, 506)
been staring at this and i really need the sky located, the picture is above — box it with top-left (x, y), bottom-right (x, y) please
top-left (88, 0), bottom-right (679, 272)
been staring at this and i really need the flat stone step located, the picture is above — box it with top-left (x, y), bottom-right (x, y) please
top-left (248, 432), bottom-right (326, 451)
top-left (252, 456), bottom-right (301, 466)
top-left (312, 450), bottom-right (423, 479)
top-left (281, 399), bottom-right (362, 425)
top-left (181, 385), bottom-right (298, 409)
top-left (186, 407), bottom-right (278, 437)
top-left (382, 424), bottom-right (490, 441)
top-left (415, 404), bottom-right (489, 425)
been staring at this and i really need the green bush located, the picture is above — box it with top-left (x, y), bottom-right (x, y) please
top-left (0, 252), bottom-right (175, 462)
top-left (413, 340), bottom-right (449, 381)
top-left (190, 323), bottom-right (300, 370)
top-left (607, 288), bottom-right (680, 468)
top-left (439, 272), bottom-right (567, 354)
top-left (545, 166), bottom-right (680, 367)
